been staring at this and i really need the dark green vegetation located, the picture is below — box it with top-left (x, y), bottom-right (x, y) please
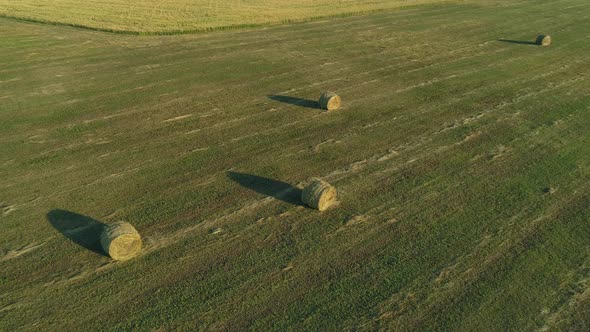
top-left (1, 0), bottom-right (589, 330)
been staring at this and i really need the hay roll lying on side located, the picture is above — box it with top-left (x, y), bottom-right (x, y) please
top-left (100, 221), bottom-right (142, 260)
top-left (319, 91), bottom-right (341, 111)
top-left (536, 34), bottom-right (551, 46)
top-left (302, 178), bottom-right (337, 211)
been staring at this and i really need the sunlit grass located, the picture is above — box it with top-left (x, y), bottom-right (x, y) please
top-left (0, 0), bottom-right (456, 33)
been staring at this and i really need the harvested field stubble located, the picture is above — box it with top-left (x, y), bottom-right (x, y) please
top-left (1, 0), bottom-right (590, 330)
top-left (0, 0), bottom-right (456, 33)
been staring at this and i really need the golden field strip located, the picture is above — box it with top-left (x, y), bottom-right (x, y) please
top-left (0, 0), bottom-right (455, 33)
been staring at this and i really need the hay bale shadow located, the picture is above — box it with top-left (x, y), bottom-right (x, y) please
top-left (497, 39), bottom-right (537, 46)
top-left (47, 209), bottom-right (107, 256)
top-left (268, 95), bottom-right (320, 109)
top-left (227, 172), bottom-right (304, 206)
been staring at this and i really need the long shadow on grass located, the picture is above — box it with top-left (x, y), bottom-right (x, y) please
top-left (47, 209), bottom-right (107, 256)
top-left (227, 172), bottom-right (304, 206)
top-left (497, 39), bottom-right (537, 46)
top-left (268, 95), bottom-right (319, 109)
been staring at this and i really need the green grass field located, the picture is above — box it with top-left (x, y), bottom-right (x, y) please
top-left (1, 0), bottom-right (590, 330)
top-left (0, 0), bottom-right (453, 33)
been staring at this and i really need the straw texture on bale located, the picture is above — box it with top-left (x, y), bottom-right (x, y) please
top-left (536, 34), bottom-right (551, 46)
top-left (100, 221), bottom-right (142, 260)
top-left (302, 178), bottom-right (337, 211)
top-left (319, 92), bottom-right (341, 111)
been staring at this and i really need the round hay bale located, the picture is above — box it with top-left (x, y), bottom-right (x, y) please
top-left (301, 178), bottom-right (337, 211)
top-left (100, 221), bottom-right (142, 261)
top-left (319, 92), bottom-right (341, 111)
top-left (536, 35), bottom-right (551, 46)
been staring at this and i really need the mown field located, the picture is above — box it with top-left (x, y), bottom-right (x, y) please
top-left (1, 0), bottom-right (589, 330)
top-left (0, 0), bottom-right (454, 33)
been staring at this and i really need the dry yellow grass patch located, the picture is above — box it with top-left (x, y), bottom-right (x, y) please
top-left (0, 0), bottom-right (458, 33)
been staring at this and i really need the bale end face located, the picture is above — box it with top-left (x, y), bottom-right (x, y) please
top-left (536, 35), bottom-right (551, 46)
top-left (319, 92), bottom-right (341, 111)
top-left (100, 221), bottom-right (142, 261)
top-left (302, 178), bottom-right (337, 211)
